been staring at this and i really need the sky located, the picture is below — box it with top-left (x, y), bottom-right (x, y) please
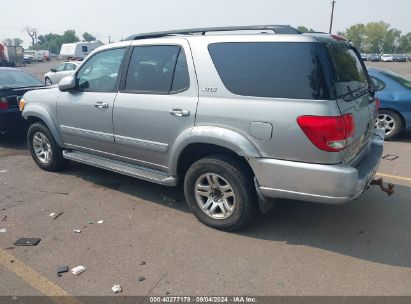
top-left (1, 0), bottom-right (411, 48)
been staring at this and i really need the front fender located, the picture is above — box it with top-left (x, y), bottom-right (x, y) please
top-left (168, 126), bottom-right (261, 175)
top-left (22, 104), bottom-right (64, 147)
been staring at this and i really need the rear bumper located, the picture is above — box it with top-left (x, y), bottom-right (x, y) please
top-left (250, 137), bottom-right (383, 204)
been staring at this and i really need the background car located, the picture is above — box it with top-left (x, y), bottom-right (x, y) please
top-left (44, 61), bottom-right (81, 85)
top-left (381, 54), bottom-right (394, 62)
top-left (361, 53), bottom-right (368, 61)
top-left (393, 54), bottom-right (407, 62)
top-left (369, 53), bottom-right (381, 61)
top-left (0, 67), bottom-right (43, 134)
top-left (368, 67), bottom-right (411, 139)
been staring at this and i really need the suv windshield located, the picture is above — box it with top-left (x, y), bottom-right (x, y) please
top-left (0, 70), bottom-right (42, 88)
top-left (382, 70), bottom-right (411, 89)
top-left (208, 42), bottom-right (331, 100)
top-left (327, 44), bottom-right (369, 100)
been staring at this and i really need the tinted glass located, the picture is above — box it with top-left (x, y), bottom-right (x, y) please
top-left (125, 45), bottom-right (186, 93)
top-left (208, 42), bottom-right (330, 100)
top-left (77, 48), bottom-right (125, 92)
top-left (171, 50), bottom-right (190, 92)
top-left (0, 70), bottom-right (42, 87)
top-left (327, 44), bottom-right (368, 99)
top-left (82, 46), bottom-right (88, 52)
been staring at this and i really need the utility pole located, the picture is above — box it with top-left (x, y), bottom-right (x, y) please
top-left (329, 1), bottom-right (336, 34)
top-left (108, 36), bottom-right (111, 44)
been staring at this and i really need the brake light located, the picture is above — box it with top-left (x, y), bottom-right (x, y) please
top-left (297, 114), bottom-right (355, 152)
top-left (0, 97), bottom-right (9, 110)
top-left (331, 34), bottom-right (348, 41)
top-left (375, 97), bottom-right (381, 111)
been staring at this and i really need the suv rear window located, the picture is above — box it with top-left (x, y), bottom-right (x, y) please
top-left (208, 42), bottom-right (331, 100)
top-left (327, 44), bottom-right (369, 99)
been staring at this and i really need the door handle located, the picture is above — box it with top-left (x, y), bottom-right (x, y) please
top-left (169, 109), bottom-right (190, 117)
top-left (94, 102), bottom-right (109, 109)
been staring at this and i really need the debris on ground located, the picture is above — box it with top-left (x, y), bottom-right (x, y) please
top-left (57, 266), bottom-right (69, 276)
top-left (0, 170), bottom-right (7, 173)
top-left (137, 276), bottom-right (146, 282)
top-left (139, 261), bottom-right (146, 265)
top-left (1, 215), bottom-right (7, 222)
top-left (6, 247), bottom-right (14, 250)
top-left (71, 266), bottom-right (86, 275)
top-left (14, 238), bottom-right (41, 246)
top-left (370, 178), bottom-right (395, 196)
top-left (73, 229), bottom-right (82, 233)
top-left (160, 195), bottom-right (180, 206)
top-left (49, 213), bottom-right (56, 217)
top-left (97, 220), bottom-right (103, 224)
top-left (0, 228), bottom-right (6, 233)
top-left (52, 212), bottom-right (64, 220)
top-left (112, 284), bottom-right (122, 293)
top-left (382, 154), bottom-right (399, 161)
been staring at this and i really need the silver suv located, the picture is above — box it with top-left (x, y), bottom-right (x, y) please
top-left (20, 26), bottom-right (383, 230)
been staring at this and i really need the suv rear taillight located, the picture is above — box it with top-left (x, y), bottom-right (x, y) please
top-left (297, 114), bottom-right (355, 152)
top-left (0, 97), bottom-right (9, 110)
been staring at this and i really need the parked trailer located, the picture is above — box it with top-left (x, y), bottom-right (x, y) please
top-left (60, 42), bottom-right (103, 60)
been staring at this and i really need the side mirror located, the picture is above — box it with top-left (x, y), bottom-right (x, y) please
top-left (59, 76), bottom-right (77, 92)
top-left (50, 68), bottom-right (56, 72)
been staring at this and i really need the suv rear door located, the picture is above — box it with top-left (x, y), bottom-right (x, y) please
top-left (113, 40), bottom-right (198, 170)
top-left (326, 42), bottom-right (377, 163)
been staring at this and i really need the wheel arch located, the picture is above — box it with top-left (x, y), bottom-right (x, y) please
top-left (23, 105), bottom-right (64, 146)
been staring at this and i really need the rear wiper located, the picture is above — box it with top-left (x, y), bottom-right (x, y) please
top-left (341, 86), bottom-right (369, 101)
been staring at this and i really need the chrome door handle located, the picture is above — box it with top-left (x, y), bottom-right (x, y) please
top-left (94, 102), bottom-right (109, 109)
top-left (169, 109), bottom-right (190, 117)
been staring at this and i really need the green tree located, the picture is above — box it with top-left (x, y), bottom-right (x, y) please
top-left (297, 26), bottom-right (315, 33)
top-left (3, 38), bottom-right (13, 46)
top-left (13, 38), bottom-right (23, 46)
top-left (345, 24), bottom-right (366, 50)
top-left (61, 30), bottom-right (79, 43)
top-left (82, 32), bottom-right (96, 42)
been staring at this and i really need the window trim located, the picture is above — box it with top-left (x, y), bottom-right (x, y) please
top-left (119, 44), bottom-right (190, 95)
top-left (74, 46), bottom-right (128, 93)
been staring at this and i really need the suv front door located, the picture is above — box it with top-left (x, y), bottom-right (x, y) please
top-left (57, 47), bottom-right (126, 155)
top-left (113, 42), bottom-right (198, 171)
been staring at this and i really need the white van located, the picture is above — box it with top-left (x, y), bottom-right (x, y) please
top-left (59, 42), bottom-right (103, 60)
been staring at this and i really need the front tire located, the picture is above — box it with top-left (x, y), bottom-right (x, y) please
top-left (27, 122), bottom-right (66, 171)
top-left (184, 155), bottom-right (256, 231)
top-left (376, 109), bottom-right (403, 140)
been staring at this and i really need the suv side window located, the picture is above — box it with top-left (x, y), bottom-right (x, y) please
top-left (77, 48), bottom-right (125, 92)
top-left (124, 45), bottom-right (189, 94)
top-left (208, 42), bottom-right (330, 100)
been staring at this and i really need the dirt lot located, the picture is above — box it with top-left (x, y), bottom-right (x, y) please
top-left (0, 61), bottom-right (410, 298)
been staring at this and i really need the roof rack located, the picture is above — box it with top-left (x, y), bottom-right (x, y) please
top-left (125, 25), bottom-right (301, 41)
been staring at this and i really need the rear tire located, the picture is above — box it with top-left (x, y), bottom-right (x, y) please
top-left (376, 109), bottom-right (403, 140)
top-left (184, 154), bottom-right (257, 231)
top-left (27, 122), bottom-right (67, 171)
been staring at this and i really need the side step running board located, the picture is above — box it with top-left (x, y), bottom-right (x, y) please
top-left (62, 150), bottom-right (177, 186)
